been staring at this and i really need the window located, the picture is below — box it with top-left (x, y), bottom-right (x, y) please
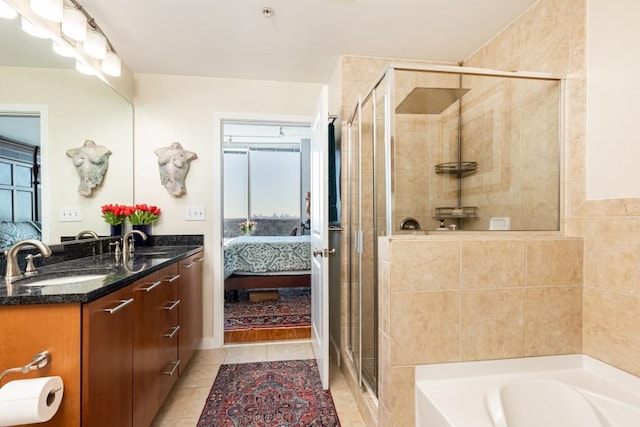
top-left (0, 136), bottom-right (40, 222)
top-left (222, 121), bottom-right (309, 237)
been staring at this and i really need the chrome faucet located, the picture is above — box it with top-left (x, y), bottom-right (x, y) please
top-left (4, 239), bottom-right (52, 281)
top-left (122, 230), bottom-right (147, 259)
top-left (75, 230), bottom-right (99, 240)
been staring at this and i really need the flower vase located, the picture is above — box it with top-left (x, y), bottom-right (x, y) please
top-left (132, 224), bottom-right (151, 246)
top-left (110, 224), bottom-right (123, 236)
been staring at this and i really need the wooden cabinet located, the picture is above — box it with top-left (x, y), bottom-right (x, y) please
top-left (132, 268), bottom-right (163, 427)
top-left (0, 304), bottom-right (81, 427)
top-left (178, 252), bottom-right (204, 374)
top-left (131, 263), bottom-right (181, 426)
top-left (0, 249), bottom-right (204, 427)
top-left (82, 284), bottom-right (134, 427)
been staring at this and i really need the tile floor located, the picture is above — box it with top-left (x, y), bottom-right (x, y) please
top-left (151, 340), bottom-right (367, 426)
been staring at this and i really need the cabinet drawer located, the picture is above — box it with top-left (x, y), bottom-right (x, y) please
top-left (158, 327), bottom-right (179, 404)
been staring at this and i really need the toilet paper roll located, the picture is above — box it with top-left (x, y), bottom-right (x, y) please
top-left (0, 376), bottom-right (64, 426)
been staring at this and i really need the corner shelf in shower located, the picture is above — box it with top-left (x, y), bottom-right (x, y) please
top-left (435, 161), bottom-right (478, 176)
top-left (434, 206), bottom-right (479, 219)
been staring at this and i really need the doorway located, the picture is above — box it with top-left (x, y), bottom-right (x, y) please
top-left (221, 119), bottom-right (313, 344)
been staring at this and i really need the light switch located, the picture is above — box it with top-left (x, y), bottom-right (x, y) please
top-left (59, 207), bottom-right (82, 222)
top-left (185, 206), bottom-right (206, 221)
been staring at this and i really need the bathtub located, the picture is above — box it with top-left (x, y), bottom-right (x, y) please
top-left (415, 355), bottom-right (640, 427)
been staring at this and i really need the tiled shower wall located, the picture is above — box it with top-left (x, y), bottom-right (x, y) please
top-left (335, 1), bottom-right (640, 426)
top-left (465, 0), bottom-right (640, 384)
top-left (377, 235), bottom-right (583, 426)
top-left (393, 70), bottom-right (560, 232)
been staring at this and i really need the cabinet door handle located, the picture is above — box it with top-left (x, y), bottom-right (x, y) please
top-left (165, 274), bottom-right (180, 283)
top-left (162, 360), bottom-right (180, 376)
top-left (136, 280), bottom-right (162, 292)
top-left (104, 298), bottom-right (134, 314)
top-left (183, 262), bottom-right (196, 269)
top-left (164, 325), bottom-right (180, 338)
top-left (164, 299), bottom-right (180, 311)
top-left (195, 257), bottom-right (204, 263)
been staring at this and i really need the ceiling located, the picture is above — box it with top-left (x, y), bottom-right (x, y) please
top-left (80, 0), bottom-right (539, 83)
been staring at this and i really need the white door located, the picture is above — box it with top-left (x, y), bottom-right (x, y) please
top-left (310, 86), bottom-right (330, 389)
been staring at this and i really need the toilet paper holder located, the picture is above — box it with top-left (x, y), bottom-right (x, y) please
top-left (0, 351), bottom-right (51, 384)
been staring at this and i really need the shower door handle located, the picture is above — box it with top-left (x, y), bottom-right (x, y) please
top-left (313, 248), bottom-right (336, 257)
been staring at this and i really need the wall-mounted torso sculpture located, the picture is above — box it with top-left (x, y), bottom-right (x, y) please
top-left (155, 142), bottom-right (198, 196)
top-left (66, 140), bottom-right (112, 196)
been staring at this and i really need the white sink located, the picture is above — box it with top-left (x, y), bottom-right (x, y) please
top-left (18, 274), bottom-right (107, 287)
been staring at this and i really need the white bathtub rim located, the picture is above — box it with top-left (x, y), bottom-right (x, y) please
top-left (415, 354), bottom-right (640, 427)
top-left (416, 354), bottom-right (636, 387)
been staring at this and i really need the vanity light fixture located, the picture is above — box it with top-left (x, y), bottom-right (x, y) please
top-left (0, 0), bottom-right (17, 19)
top-left (65, 0), bottom-right (121, 76)
top-left (101, 50), bottom-right (121, 77)
top-left (83, 27), bottom-right (106, 59)
top-left (20, 15), bottom-right (48, 38)
top-left (30, 0), bottom-right (62, 22)
top-left (61, 6), bottom-right (86, 41)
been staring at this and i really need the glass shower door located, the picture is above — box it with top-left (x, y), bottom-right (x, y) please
top-left (347, 105), bottom-right (361, 383)
top-left (360, 93), bottom-right (376, 393)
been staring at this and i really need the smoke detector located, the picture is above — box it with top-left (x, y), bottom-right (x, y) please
top-left (262, 7), bottom-right (274, 17)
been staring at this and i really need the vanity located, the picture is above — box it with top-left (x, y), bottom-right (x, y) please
top-left (0, 239), bottom-right (204, 427)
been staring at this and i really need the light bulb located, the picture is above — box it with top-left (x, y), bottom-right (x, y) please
top-left (83, 28), bottom-right (106, 59)
top-left (0, 0), bottom-right (17, 19)
top-left (30, 0), bottom-right (63, 22)
top-left (61, 7), bottom-right (87, 41)
top-left (101, 51), bottom-right (121, 77)
top-left (75, 60), bottom-right (95, 76)
top-left (21, 16), bottom-right (49, 39)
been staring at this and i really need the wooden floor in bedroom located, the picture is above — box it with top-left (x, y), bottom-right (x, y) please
top-left (224, 326), bottom-right (311, 343)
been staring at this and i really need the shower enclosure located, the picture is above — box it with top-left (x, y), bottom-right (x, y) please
top-left (346, 64), bottom-right (562, 394)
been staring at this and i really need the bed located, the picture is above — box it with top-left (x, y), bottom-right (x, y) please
top-left (0, 221), bottom-right (42, 249)
top-left (223, 235), bottom-right (311, 294)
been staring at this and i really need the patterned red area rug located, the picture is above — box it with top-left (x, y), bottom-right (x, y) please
top-left (197, 359), bottom-right (340, 427)
top-left (225, 287), bottom-right (310, 331)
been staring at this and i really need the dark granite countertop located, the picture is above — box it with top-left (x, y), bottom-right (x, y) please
top-left (0, 245), bottom-right (203, 306)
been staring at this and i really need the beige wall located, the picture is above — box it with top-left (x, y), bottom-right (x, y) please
top-left (586, 0), bottom-right (640, 199)
top-left (133, 73), bottom-right (322, 345)
top-left (377, 0), bottom-right (640, 424)
top-left (391, 70), bottom-right (561, 232)
top-left (378, 235), bottom-right (583, 426)
top-left (338, 0), bottom-right (595, 426)
top-left (572, 0), bottom-right (640, 379)
top-left (0, 66), bottom-right (134, 243)
top-left (378, 1), bottom-right (588, 425)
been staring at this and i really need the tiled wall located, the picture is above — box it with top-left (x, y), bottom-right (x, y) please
top-left (377, 235), bottom-right (583, 426)
top-left (334, 1), bottom-right (640, 426)
top-left (392, 69), bottom-right (561, 232)
top-left (466, 0), bottom-right (640, 385)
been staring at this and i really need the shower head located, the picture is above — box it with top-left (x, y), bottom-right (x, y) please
top-left (395, 87), bottom-right (470, 114)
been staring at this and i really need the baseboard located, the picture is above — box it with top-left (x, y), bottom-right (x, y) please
top-left (199, 336), bottom-right (216, 349)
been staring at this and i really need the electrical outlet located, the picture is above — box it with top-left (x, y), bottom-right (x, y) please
top-left (59, 207), bottom-right (82, 222)
top-left (185, 206), bottom-right (206, 221)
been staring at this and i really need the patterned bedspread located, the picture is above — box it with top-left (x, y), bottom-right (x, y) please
top-left (223, 235), bottom-right (311, 279)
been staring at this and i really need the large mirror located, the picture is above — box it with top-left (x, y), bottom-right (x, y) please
top-left (0, 12), bottom-right (133, 246)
